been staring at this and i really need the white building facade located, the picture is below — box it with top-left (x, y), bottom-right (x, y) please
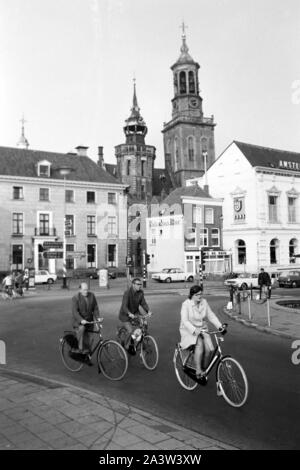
top-left (187, 141), bottom-right (300, 273)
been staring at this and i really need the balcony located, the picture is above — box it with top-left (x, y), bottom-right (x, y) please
top-left (34, 228), bottom-right (57, 236)
top-left (11, 232), bottom-right (24, 238)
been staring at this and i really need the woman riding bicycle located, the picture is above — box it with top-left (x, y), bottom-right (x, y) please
top-left (179, 285), bottom-right (226, 379)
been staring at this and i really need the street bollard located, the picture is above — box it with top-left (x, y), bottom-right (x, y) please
top-left (236, 291), bottom-right (241, 315)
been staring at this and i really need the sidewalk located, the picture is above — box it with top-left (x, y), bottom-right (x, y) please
top-left (224, 295), bottom-right (300, 340)
top-left (0, 369), bottom-right (237, 451)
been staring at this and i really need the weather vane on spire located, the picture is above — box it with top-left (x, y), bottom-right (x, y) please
top-left (17, 113), bottom-right (29, 149)
top-left (180, 21), bottom-right (188, 37)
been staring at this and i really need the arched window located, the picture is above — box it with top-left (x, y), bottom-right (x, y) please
top-left (270, 238), bottom-right (279, 264)
top-left (173, 73), bottom-right (178, 95)
top-left (188, 136), bottom-right (194, 162)
top-left (188, 71), bottom-right (195, 94)
top-left (179, 71), bottom-right (187, 94)
top-left (236, 239), bottom-right (246, 265)
top-left (289, 238), bottom-right (298, 263)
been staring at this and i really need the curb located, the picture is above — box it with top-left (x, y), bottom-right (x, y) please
top-left (223, 307), bottom-right (295, 340)
top-left (0, 366), bottom-right (239, 451)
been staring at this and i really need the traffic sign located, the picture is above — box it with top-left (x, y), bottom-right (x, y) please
top-left (43, 241), bottom-right (63, 249)
top-left (43, 251), bottom-right (63, 259)
top-left (66, 251), bottom-right (86, 259)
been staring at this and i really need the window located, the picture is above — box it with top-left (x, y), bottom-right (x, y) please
top-left (108, 216), bottom-right (116, 235)
top-left (211, 228), bottom-right (220, 247)
top-left (87, 191), bottom-right (95, 204)
top-left (65, 190), bottom-right (74, 203)
top-left (127, 160), bottom-right (131, 175)
top-left (141, 160), bottom-right (146, 177)
top-left (108, 193), bottom-right (116, 205)
top-left (141, 184), bottom-right (146, 199)
top-left (87, 244), bottom-right (96, 267)
top-left (199, 228), bottom-right (208, 247)
top-left (66, 244), bottom-right (74, 270)
top-left (13, 186), bottom-right (23, 200)
top-left (39, 213), bottom-right (49, 236)
top-left (185, 227), bottom-right (196, 248)
top-left (12, 213), bottom-right (23, 235)
top-left (188, 137), bottom-right (194, 162)
top-left (289, 238), bottom-right (298, 263)
top-left (270, 238), bottom-right (279, 264)
top-left (174, 138), bottom-right (179, 171)
top-left (65, 214), bottom-right (74, 236)
top-left (188, 71), bottom-right (196, 94)
top-left (237, 239), bottom-right (246, 265)
top-left (205, 208), bottom-right (214, 224)
top-left (179, 71), bottom-right (187, 94)
top-left (288, 197), bottom-right (297, 223)
top-left (39, 165), bottom-right (50, 177)
top-left (39, 188), bottom-right (49, 201)
top-left (151, 229), bottom-right (156, 245)
top-left (108, 244), bottom-right (116, 267)
top-left (12, 244), bottom-right (23, 269)
top-left (87, 215), bottom-right (96, 236)
top-left (268, 195), bottom-right (278, 222)
top-left (192, 206), bottom-right (202, 224)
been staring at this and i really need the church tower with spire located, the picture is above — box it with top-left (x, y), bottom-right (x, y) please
top-left (115, 80), bottom-right (156, 202)
top-left (162, 24), bottom-right (216, 186)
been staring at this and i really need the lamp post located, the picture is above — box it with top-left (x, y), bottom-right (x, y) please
top-left (58, 166), bottom-right (74, 288)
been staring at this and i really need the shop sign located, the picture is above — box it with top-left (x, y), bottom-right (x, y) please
top-left (233, 197), bottom-right (246, 223)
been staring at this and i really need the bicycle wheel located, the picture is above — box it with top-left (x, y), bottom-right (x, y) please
top-left (117, 326), bottom-right (127, 347)
top-left (216, 356), bottom-right (248, 407)
top-left (97, 340), bottom-right (128, 381)
top-left (173, 348), bottom-right (197, 391)
top-left (60, 338), bottom-right (84, 372)
top-left (140, 335), bottom-right (159, 370)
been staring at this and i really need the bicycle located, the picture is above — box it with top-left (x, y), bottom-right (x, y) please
top-left (60, 321), bottom-right (128, 381)
top-left (117, 313), bottom-right (159, 370)
top-left (173, 324), bottom-right (249, 408)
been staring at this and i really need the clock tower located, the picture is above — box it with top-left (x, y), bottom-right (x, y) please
top-left (162, 24), bottom-right (216, 186)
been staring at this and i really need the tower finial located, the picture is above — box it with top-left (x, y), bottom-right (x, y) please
top-left (179, 21), bottom-right (189, 54)
top-left (180, 21), bottom-right (188, 38)
top-left (17, 113), bottom-right (29, 149)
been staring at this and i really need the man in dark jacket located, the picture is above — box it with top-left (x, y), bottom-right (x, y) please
top-left (119, 278), bottom-right (152, 350)
top-left (72, 282), bottom-right (102, 356)
top-left (258, 268), bottom-right (271, 299)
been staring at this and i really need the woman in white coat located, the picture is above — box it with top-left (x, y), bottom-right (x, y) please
top-left (180, 285), bottom-right (226, 378)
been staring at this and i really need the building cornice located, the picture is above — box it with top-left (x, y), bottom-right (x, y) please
top-left (0, 174), bottom-right (127, 192)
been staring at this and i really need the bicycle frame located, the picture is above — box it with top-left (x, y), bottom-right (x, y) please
top-left (180, 332), bottom-right (224, 382)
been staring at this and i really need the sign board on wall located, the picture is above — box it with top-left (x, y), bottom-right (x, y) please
top-left (233, 197), bottom-right (246, 223)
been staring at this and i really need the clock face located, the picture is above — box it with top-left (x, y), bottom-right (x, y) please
top-left (189, 98), bottom-right (198, 107)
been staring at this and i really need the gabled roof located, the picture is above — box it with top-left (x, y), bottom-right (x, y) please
top-left (233, 141), bottom-right (300, 169)
top-left (161, 185), bottom-right (211, 206)
top-left (0, 146), bottom-right (119, 184)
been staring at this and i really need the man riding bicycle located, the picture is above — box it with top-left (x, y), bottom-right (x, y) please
top-left (72, 282), bottom-right (102, 364)
top-left (119, 278), bottom-right (152, 351)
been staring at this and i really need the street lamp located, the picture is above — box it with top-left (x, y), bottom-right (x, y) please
top-left (58, 166), bottom-right (74, 288)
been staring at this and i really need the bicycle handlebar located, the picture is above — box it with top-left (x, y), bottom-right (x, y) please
top-left (199, 323), bottom-right (228, 336)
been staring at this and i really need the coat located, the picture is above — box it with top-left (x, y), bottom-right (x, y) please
top-left (179, 298), bottom-right (222, 350)
top-left (72, 292), bottom-right (100, 328)
top-left (119, 287), bottom-right (149, 322)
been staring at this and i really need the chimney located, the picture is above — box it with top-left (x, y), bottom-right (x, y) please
top-left (204, 184), bottom-right (209, 195)
top-left (97, 146), bottom-right (105, 169)
top-left (75, 145), bottom-right (88, 157)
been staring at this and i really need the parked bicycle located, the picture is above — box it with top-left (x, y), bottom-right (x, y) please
top-left (173, 324), bottom-right (248, 408)
top-left (60, 321), bottom-right (128, 381)
top-left (117, 313), bottom-right (159, 370)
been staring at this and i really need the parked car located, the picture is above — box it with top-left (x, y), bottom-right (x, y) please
top-left (224, 273), bottom-right (259, 290)
top-left (278, 270), bottom-right (300, 288)
top-left (35, 270), bottom-right (57, 284)
top-left (152, 268), bottom-right (194, 283)
top-left (72, 267), bottom-right (98, 279)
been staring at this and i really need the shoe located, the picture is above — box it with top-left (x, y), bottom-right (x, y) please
top-left (85, 355), bottom-right (93, 366)
top-left (196, 371), bottom-right (206, 379)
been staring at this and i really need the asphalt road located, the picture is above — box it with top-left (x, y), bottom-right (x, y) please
top-left (0, 291), bottom-right (299, 449)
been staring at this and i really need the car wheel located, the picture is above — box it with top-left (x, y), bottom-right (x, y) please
top-left (240, 283), bottom-right (248, 290)
top-left (187, 276), bottom-right (194, 282)
top-left (47, 279), bottom-right (54, 284)
top-left (165, 277), bottom-right (171, 283)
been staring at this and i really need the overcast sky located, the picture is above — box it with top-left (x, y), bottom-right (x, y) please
top-left (0, 0), bottom-right (299, 168)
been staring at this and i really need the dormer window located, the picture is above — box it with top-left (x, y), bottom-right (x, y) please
top-left (37, 160), bottom-right (51, 178)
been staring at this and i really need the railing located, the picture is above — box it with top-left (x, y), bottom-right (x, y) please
top-left (34, 228), bottom-right (57, 236)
